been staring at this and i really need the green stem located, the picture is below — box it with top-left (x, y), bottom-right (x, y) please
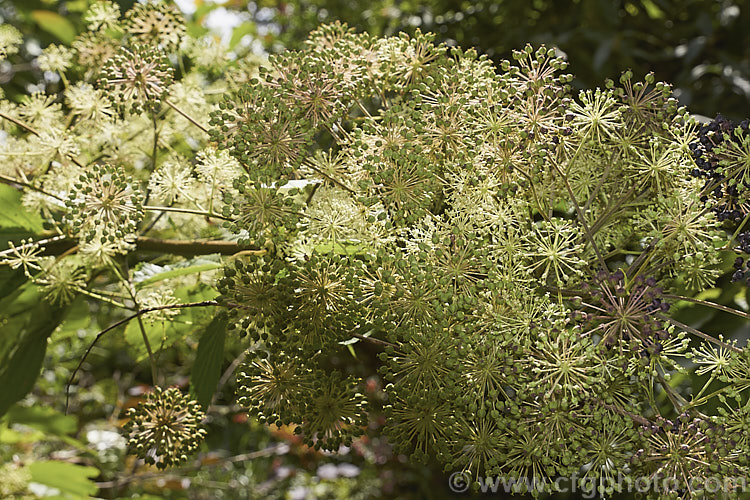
top-left (508, 164), bottom-right (551, 222)
top-left (77, 288), bottom-right (127, 309)
top-left (682, 385), bottom-right (736, 411)
top-left (588, 182), bottom-right (643, 235)
top-left (111, 263), bottom-right (159, 385)
top-left (691, 374), bottom-right (716, 402)
top-left (151, 111), bottom-right (160, 171)
top-left (583, 151), bottom-right (618, 213)
top-left (723, 210), bottom-right (750, 250)
top-left (549, 159), bottom-right (607, 270)
top-left (134, 311), bottom-right (159, 385)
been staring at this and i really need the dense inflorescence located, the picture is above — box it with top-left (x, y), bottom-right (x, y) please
top-left (2, 2), bottom-right (750, 496)
top-left (63, 163), bottom-right (144, 244)
top-left (99, 45), bottom-right (174, 115)
top-left (125, 387), bottom-right (207, 469)
top-left (206, 26), bottom-right (750, 497)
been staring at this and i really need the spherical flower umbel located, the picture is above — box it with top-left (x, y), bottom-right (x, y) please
top-left (64, 163), bottom-right (144, 244)
top-left (125, 387), bottom-right (207, 469)
top-left (99, 45), bottom-right (174, 114)
top-left (0, 25), bottom-right (22, 62)
top-left (632, 414), bottom-right (740, 496)
top-left (36, 259), bottom-right (87, 306)
top-left (297, 371), bottom-right (367, 451)
top-left (124, 0), bottom-right (186, 52)
top-left (578, 270), bottom-right (670, 354)
top-left (83, 0), bottom-right (121, 32)
top-left (37, 44), bottom-right (74, 73)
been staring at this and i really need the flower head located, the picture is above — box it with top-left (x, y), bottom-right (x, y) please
top-left (523, 218), bottom-right (587, 285)
top-left (125, 387), bottom-right (207, 469)
top-left (72, 33), bottom-right (120, 80)
top-left (631, 414), bottom-right (739, 496)
top-left (35, 259), bottom-right (87, 306)
top-left (37, 44), bottom-right (73, 73)
top-left (578, 270), bottom-right (670, 355)
top-left (0, 238), bottom-right (46, 277)
top-left (124, 1), bottom-right (185, 52)
top-left (236, 350), bottom-right (309, 426)
top-left (148, 157), bottom-right (196, 205)
top-left (100, 45), bottom-right (174, 114)
top-left (84, 0), bottom-right (121, 32)
top-left (566, 88), bottom-right (622, 144)
top-left (297, 371), bottom-right (367, 451)
top-left (65, 83), bottom-right (115, 122)
top-left (64, 163), bottom-right (144, 244)
top-left (0, 25), bottom-right (22, 61)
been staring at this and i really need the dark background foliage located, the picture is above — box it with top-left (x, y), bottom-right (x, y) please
top-left (263, 0), bottom-right (750, 121)
top-left (3, 0), bottom-right (749, 120)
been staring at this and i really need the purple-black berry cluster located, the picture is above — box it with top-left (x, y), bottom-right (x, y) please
top-left (689, 115), bottom-right (750, 221)
top-left (690, 115), bottom-right (750, 283)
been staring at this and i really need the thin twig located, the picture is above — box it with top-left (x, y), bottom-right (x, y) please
top-left (94, 444), bottom-right (287, 488)
top-left (303, 162), bottom-right (356, 194)
top-left (0, 110), bottom-right (40, 135)
top-left (38, 236), bottom-right (255, 257)
top-left (595, 398), bottom-right (651, 426)
top-left (659, 315), bottom-right (742, 354)
top-left (664, 294), bottom-right (750, 330)
top-left (0, 234), bottom-right (66, 257)
top-left (165, 99), bottom-right (210, 134)
top-left (0, 111), bottom-right (86, 168)
top-left (65, 301), bottom-right (219, 414)
top-left (142, 205), bottom-right (232, 221)
top-left (0, 173), bottom-right (66, 201)
top-left (209, 349), bottom-right (250, 410)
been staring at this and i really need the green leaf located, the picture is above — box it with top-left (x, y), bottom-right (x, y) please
top-left (0, 424), bottom-right (44, 444)
top-left (346, 344), bottom-right (357, 358)
top-left (28, 461), bottom-right (99, 498)
top-left (0, 332), bottom-right (53, 417)
top-left (0, 184), bottom-right (44, 232)
top-left (640, 0), bottom-right (664, 19)
top-left (5, 405), bottom-right (77, 436)
top-left (124, 317), bottom-right (180, 360)
top-left (134, 256), bottom-right (222, 289)
top-left (51, 298), bottom-right (92, 342)
top-left (31, 10), bottom-right (77, 44)
top-left (190, 313), bottom-right (227, 408)
top-left (230, 23), bottom-right (257, 49)
top-left (0, 266), bottom-right (29, 301)
top-left (65, 0), bottom-right (89, 13)
top-left (193, 2), bottom-right (220, 22)
top-left (0, 285), bottom-right (67, 417)
top-left (125, 283), bottom-right (218, 359)
top-left (0, 284), bottom-right (46, 356)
